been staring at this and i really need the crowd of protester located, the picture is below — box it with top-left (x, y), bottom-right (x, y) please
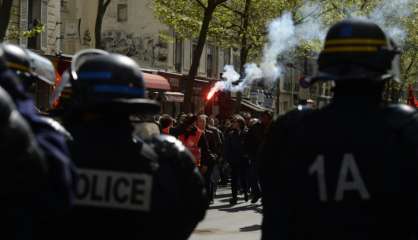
top-left (153, 110), bottom-right (273, 205)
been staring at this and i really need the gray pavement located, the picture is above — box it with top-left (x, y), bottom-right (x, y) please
top-left (190, 186), bottom-right (262, 240)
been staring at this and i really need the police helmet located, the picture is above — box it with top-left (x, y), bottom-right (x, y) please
top-left (70, 53), bottom-right (160, 114)
top-left (0, 43), bottom-right (56, 88)
top-left (51, 49), bottom-right (110, 107)
top-left (302, 19), bottom-right (401, 87)
top-left (0, 44), bottom-right (31, 78)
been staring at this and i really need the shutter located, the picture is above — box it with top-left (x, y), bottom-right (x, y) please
top-left (40, 0), bottom-right (48, 50)
top-left (19, 0), bottom-right (29, 47)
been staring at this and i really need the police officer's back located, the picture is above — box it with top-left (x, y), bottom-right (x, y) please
top-left (0, 44), bottom-right (76, 239)
top-left (260, 19), bottom-right (418, 240)
top-left (0, 47), bottom-right (50, 239)
top-left (61, 52), bottom-right (207, 239)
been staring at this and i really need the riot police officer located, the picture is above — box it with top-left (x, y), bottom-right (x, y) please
top-left (0, 43), bottom-right (75, 239)
top-left (0, 47), bottom-right (49, 239)
top-left (60, 51), bottom-right (207, 239)
top-left (260, 19), bottom-right (418, 240)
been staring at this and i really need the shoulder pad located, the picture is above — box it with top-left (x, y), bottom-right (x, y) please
top-left (146, 134), bottom-right (195, 166)
top-left (386, 104), bottom-right (416, 114)
top-left (383, 104), bottom-right (418, 143)
top-left (0, 87), bottom-right (15, 126)
top-left (383, 104), bottom-right (417, 130)
top-left (39, 116), bottom-right (73, 141)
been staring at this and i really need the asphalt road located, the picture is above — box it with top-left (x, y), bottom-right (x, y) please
top-left (190, 186), bottom-right (262, 240)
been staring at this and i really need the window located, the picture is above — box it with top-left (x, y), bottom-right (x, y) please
top-left (61, 0), bottom-right (69, 12)
top-left (310, 82), bottom-right (319, 96)
top-left (207, 45), bottom-right (217, 78)
top-left (27, 0), bottom-right (41, 49)
top-left (293, 69), bottom-right (300, 92)
top-left (174, 37), bottom-right (183, 73)
top-left (325, 82), bottom-right (333, 96)
top-left (224, 48), bottom-right (231, 65)
top-left (233, 54), bottom-right (240, 72)
top-left (283, 69), bottom-right (293, 92)
top-left (282, 101), bottom-right (288, 112)
top-left (27, 0), bottom-right (47, 50)
top-left (117, 4), bottom-right (128, 22)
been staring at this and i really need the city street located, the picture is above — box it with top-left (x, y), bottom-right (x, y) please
top-left (190, 186), bottom-right (262, 240)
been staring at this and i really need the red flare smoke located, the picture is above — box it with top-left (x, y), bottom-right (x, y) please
top-left (407, 84), bottom-right (418, 107)
top-left (207, 88), bottom-right (217, 100)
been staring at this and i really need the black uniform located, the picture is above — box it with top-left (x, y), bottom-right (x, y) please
top-left (0, 84), bottom-right (48, 239)
top-left (260, 19), bottom-right (418, 240)
top-left (260, 99), bottom-right (418, 240)
top-left (63, 117), bottom-right (207, 239)
top-left (0, 47), bottom-right (74, 239)
top-left (59, 52), bottom-right (207, 240)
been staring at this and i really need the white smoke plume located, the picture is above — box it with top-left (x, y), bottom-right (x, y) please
top-left (368, 0), bottom-right (415, 44)
top-left (207, 65), bottom-right (239, 99)
top-left (207, 3), bottom-right (327, 99)
top-left (206, 0), bottom-right (415, 99)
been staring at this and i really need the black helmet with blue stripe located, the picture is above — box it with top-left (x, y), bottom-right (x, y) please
top-left (70, 52), bottom-right (160, 114)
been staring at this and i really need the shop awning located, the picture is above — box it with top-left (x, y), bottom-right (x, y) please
top-left (143, 73), bottom-right (170, 90)
top-left (164, 91), bottom-right (184, 102)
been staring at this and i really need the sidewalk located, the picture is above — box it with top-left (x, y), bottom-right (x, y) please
top-left (190, 186), bottom-right (262, 240)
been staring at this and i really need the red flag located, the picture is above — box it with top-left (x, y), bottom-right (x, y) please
top-left (407, 84), bottom-right (418, 108)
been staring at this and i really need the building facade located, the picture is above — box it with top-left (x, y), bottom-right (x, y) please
top-left (59, 0), bottom-right (241, 116)
top-left (5, 0), bottom-right (62, 55)
top-left (3, 0), bottom-right (62, 110)
top-left (2, 0), bottom-right (333, 115)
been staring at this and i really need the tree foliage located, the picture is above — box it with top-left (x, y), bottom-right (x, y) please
top-left (5, 22), bottom-right (45, 42)
top-left (154, 0), bottom-right (229, 113)
top-left (210, 0), bottom-right (298, 60)
top-left (154, 0), bottom-right (418, 107)
top-left (316, 0), bottom-right (418, 101)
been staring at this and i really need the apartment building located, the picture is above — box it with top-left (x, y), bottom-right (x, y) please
top-left (2, 0), bottom-right (331, 115)
top-left (5, 0), bottom-right (61, 54)
top-left (3, 0), bottom-right (62, 110)
top-left (58, 0), bottom-right (245, 116)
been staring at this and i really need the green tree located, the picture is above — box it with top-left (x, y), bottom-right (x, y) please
top-left (154, 0), bottom-right (229, 113)
top-left (212, 0), bottom-right (303, 111)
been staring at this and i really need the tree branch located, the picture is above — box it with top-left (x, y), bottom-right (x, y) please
top-left (405, 53), bottom-right (418, 76)
top-left (104, 0), bottom-right (112, 9)
top-left (220, 3), bottom-right (244, 16)
top-left (216, 0), bottom-right (230, 5)
top-left (194, 0), bottom-right (207, 10)
top-left (360, 0), bottom-right (369, 11)
top-left (294, 1), bottom-right (328, 25)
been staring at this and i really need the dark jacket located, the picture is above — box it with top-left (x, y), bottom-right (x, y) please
top-left (205, 126), bottom-right (223, 165)
top-left (62, 116), bottom-right (207, 240)
top-left (0, 70), bottom-right (74, 240)
top-left (260, 96), bottom-right (418, 240)
top-left (224, 128), bottom-right (249, 167)
top-left (245, 122), bottom-right (267, 161)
